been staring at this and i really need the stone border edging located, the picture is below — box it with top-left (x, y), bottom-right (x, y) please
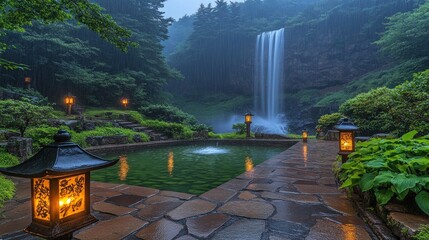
top-left (85, 139), bottom-right (299, 155)
top-left (351, 195), bottom-right (398, 240)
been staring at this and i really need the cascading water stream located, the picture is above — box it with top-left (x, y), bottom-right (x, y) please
top-left (254, 28), bottom-right (286, 134)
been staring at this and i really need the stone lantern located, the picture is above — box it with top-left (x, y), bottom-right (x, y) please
top-left (244, 112), bottom-right (254, 138)
top-left (0, 130), bottom-right (118, 239)
top-left (334, 118), bottom-right (359, 163)
top-left (302, 129), bottom-right (308, 143)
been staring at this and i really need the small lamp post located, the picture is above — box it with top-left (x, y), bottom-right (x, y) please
top-left (121, 98), bottom-right (129, 109)
top-left (244, 112), bottom-right (254, 138)
top-left (302, 129), bottom-right (308, 143)
top-left (64, 95), bottom-right (75, 115)
top-left (24, 77), bottom-right (31, 89)
top-left (0, 130), bottom-right (118, 239)
top-left (334, 118), bottom-right (359, 163)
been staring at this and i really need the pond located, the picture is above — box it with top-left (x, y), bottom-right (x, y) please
top-left (91, 144), bottom-right (286, 194)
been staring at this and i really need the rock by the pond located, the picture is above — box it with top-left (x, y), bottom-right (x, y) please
top-left (6, 137), bottom-right (32, 161)
top-left (86, 135), bottom-right (128, 146)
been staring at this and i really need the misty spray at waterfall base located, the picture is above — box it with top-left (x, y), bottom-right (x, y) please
top-left (253, 28), bottom-right (287, 134)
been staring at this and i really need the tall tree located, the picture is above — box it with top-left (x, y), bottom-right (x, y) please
top-left (0, 0), bottom-right (134, 69)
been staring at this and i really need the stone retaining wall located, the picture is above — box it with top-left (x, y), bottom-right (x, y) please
top-left (86, 139), bottom-right (298, 155)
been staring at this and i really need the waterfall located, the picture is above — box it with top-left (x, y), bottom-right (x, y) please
top-left (254, 28), bottom-right (286, 134)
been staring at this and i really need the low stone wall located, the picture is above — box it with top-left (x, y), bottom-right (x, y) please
top-left (86, 139), bottom-right (299, 155)
top-left (86, 135), bottom-right (128, 146)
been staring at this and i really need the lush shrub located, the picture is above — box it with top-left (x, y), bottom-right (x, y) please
top-left (26, 126), bottom-right (149, 150)
top-left (0, 176), bottom-right (15, 209)
top-left (316, 112), bottom-right (343, 132)
top-left (414, 225), bottom-right (429, 240)
top-left (0, 99), bottom-right (56, 137)
top-left (232, 123), bottom-right (246, 134)
top-left (141, 120), bottom-right (193, 139)
top-left (139, 104), bottom-right (197, 125)
top-left (191, 123), bottom-right (212, 132)
top-left (339, 131), bottom-right (429, 215)
top-left (0, 149), bottom-right (18, 210)
top-left (71, 127), bottom-right (149, 148)
top-left (208, 132), bottom-right (250, 139)
top-left (0, 151), bottom-right (20, 168)
top-left (339, 70), bottom-right (429, 136)
top-left (25, 126), bottom-right (66, 151)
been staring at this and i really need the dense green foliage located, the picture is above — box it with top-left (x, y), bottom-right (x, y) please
top-left (0, 176), bottom-right (14, 210)
top-left (1, 0), bottom-right (175, 108)
top-left (414, 225), bottom-right (429, 240)
top-left (140, 120), bottom-right (193, 139)
top-left (316, 58), bottom-right (429, 109)
top-left (339, 70), bottom-right (429, 135)
top-left (0, 149), bottom-right (18, 210)
top-left (208, 132), bottom-right (250, 139)
top-left (316, 113), bottom-right (343, 132)
top-left (375, 1), bottom-right (429, 61)
top-left (0, 151), bottom-right (19, 168)
top-left (232, 123), bottom-right (246, 134)
top-left (25, 126), bottom-right (149, 151)
top-left (0, 99), bottom-right (55, 136)
top-left (339, 131), bottom-right (429, 215)
top-left (139, 104), bottom-right (197, 125)
top-left (0, 0), bottom-right (134, 70)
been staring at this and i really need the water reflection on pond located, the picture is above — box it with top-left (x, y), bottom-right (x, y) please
top-left (93, 145), bottom-right (285, 195)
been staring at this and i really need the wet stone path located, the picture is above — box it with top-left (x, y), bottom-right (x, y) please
top-left (0, 140), bottom-right (375, 240)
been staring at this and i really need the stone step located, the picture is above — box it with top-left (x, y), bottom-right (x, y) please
top-left (150, 133), bottom-right (162, 141)
top-left (117, 121), bottom-right (133, 126)
top-left (160, 136), bottom-right (169, 141)
top-left (133, 127), bottom-right (149, 132)
top-left (123, 124), bottom-right (142, 129)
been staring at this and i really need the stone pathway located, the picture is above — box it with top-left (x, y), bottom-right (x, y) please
top-left (0, 140), bottom-right (375, 239)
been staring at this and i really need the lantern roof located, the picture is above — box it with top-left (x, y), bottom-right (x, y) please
top-left (244, 111), bottom-right (254, 116)
top-left (334, 118), bottom-right (359, 131)
top-left (0, 130), bottom-right (118, 178)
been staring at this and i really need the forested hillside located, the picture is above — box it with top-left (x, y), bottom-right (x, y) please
top-left (0, 0), bottom-right (175, 108)
top-left (164, 0), bottom-right (428, 130)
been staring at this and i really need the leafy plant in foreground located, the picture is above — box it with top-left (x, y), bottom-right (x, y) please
top-left (339, 130), bottom-right (429, 215)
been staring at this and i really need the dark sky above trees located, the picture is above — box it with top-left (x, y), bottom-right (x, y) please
top-left (163, 0), bottom-right (245, 20)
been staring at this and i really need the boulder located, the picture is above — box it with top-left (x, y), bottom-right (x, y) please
top-left (7, 137), bottom-right (33, 161)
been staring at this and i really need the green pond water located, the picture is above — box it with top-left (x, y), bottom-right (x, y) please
top-left (91, 144), bottom-right (285, 195)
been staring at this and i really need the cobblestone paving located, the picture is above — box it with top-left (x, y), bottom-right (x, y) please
top-left (0, 140), bottom-right (375, 239)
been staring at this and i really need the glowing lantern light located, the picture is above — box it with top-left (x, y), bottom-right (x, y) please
top-left (245, 156), bottom-right (254, 172)
top-left (121, 98), bottom-right (129, 109)
top-left (168, 152), bottom-right (174, 176)
top-left (64, 95), bottom-right (75, 115)
top-left (302, 129), bottom-right (308, 143)
top-left (0, 130), bottom-right (118, 239)
top-left (334, 118), bottom-right (359, 163)
top-left (244, 112), bottom-right (254, 138)
top-left (24, 77), bottom-right (32, 89)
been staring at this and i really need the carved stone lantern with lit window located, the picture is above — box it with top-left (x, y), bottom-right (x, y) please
top-left (0, 130), bottom-right (118, 239)
top-left (334, 118), bottom-right (359, 163)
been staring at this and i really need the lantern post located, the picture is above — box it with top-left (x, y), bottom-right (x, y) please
top-left (244, 112), bottom-right (254, 138)
top-left (302, 129), bottom-right (308, 143)
top-left (64, 95), bottom-right (75, 115)
top-left (24, 77), bottom-right (31, 89)
top-left (0, 130), bottom-right (118, 239)
top-left (121, 98), bottom-right (129, 109)
top-left (334, 118), bottom-right (359, 163)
